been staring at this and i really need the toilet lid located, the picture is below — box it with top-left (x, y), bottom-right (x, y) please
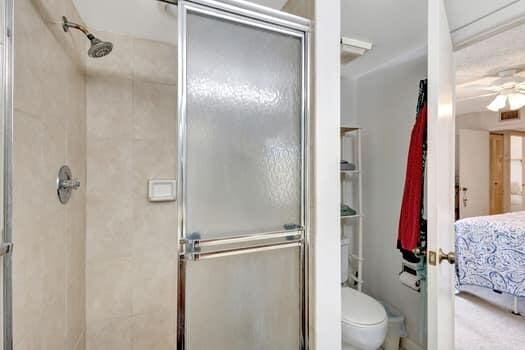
top-left (341, 287), bottom-right (387, 326)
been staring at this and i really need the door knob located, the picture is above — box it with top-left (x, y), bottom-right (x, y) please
top-left (439, 249), bottom-right (455, 264)
top-left (428, 249), bottom-right (456, 265)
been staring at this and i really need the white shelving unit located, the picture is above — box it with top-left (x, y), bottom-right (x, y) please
top-left (341, 127), bottom-right (363, 292)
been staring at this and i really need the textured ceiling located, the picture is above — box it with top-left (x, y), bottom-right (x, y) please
top-left (341, 0), bottom-right (525, 81)
top-left (455, 23), bottom-right (525, 115)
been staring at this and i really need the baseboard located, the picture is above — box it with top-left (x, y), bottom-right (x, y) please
top-left (400, 337), bottom-right (424, 350)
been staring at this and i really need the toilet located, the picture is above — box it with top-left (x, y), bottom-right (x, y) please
top-left (341, 287), bottom-right (388, 350)
top-left (341, 245), bottom-right (388, 349)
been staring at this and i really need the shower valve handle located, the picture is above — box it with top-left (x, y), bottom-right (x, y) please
top-left (57, 165), bottom-right (80, 204)
top-left (59, 178), bottom-right (81, 190)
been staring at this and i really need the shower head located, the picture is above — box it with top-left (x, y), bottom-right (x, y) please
top-left (62, 16), bottom-right (113, 58)
top-left (86, 35), bottom-right (113, 58)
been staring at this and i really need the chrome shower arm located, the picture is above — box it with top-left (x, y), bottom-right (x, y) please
top-left (62, 16), bottom-right (91, 37)
top-left (61, 16), bottom-right (113, 58)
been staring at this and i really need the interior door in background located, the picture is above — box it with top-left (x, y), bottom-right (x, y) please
top-left (490, 133), bottom-right (504, 214)
top-left (459, 129), bottom-right (490, 218)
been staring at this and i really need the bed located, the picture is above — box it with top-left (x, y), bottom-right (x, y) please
top-left (455, 211), bottom-right (525, 312)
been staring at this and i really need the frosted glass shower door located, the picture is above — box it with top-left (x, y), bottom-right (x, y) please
top-left (184, 11), bottom-right (303, 239)
top-left (177, 1), bottom-right (310, 349)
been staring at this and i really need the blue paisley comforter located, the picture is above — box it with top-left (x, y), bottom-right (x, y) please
top-left (455, 211), bottom-right (525, 297)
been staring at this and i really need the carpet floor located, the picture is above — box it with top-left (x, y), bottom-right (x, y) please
top-left (455, 293), bottom-right (525, 350)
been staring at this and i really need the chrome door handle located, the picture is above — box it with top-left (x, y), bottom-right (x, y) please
top-left (181, 230), bottom-right (304, 261)
top-left (439, 249), bottom-right (455, 264)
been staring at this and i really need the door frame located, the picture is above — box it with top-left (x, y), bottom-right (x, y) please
top-left (175, 1), bottom-right (311, 349)
top-left (2, 0), bottom-right (14, 348)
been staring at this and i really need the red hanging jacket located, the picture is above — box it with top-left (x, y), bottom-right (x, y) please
top-left (398, 104), bottom-right (427, 251)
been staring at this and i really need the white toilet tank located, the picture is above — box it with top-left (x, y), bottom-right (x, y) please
top-left (341, 238), bottom-right (351, 283)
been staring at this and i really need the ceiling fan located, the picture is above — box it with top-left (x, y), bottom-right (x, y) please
top-left (458, 69), bottom-right (525, 112)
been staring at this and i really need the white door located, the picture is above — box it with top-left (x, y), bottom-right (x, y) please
top-left (427, 0), bottom-right (456, 349)
top-left (459, 129), bottom-right (490, 218)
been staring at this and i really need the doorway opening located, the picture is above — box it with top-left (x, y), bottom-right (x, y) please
top-left (454, 22), bottom-right (525, 350)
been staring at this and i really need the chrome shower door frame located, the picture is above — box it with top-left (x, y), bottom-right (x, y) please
top-left (1, 0), bottom-right (14, 349)
top-left (176, 1), bottom-right (311, 349)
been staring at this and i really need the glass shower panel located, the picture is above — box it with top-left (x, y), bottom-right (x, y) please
top-left (185, 246), bottom-right (301, 350)
top-left (184, 10), bottom-right (304, 239)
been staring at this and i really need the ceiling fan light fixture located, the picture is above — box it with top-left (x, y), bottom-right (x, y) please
top-left (487, 94), bottom-right (507, 112)
top-left (508, 93), bottom-right (525, 111)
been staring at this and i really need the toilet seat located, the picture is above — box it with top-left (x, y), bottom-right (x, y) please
top-left (342, 287), bottom-right (387, 326)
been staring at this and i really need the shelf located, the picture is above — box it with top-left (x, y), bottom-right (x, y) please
top-left (340, 126), bottom-right (360, 135)
top-left (340, 123), bottom-right (363, 292)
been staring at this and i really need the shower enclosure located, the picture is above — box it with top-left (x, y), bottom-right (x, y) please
top-left (0, 0), bottom-right (310, 349)
top-left (177, 1), bottom-right (310, 349)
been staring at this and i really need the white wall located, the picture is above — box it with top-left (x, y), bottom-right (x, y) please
top-left (455, 110), bottom-right (525, 177)
top-left (458, 129), bottom-right (490, 218)
top-left (342, 53), bottom-right (428, 347)
top-left (456, 108), bottom-right (525, 131)
top-left (341, 76), bottom-right (357, 124)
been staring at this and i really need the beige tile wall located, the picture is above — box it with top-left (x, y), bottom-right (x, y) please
top-left (85, 31), bottom-right (178, 350)
top-left (13, 0), bottom-right (86, 349)
top-left (13, 2), bottom-right (177, 348)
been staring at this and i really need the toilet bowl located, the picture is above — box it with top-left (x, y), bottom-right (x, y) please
top-left (341, 287), bottom-right (388, 350)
